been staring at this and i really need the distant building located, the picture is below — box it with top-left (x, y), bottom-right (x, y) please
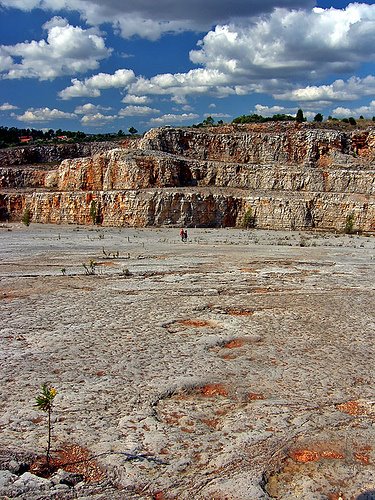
top-left (19, 136), bottom-right (33, 143)
top-left (57, 135), bottom-right (69, 141)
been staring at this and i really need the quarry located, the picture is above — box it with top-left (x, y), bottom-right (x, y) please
top-left (0, 122), bottom-right (374, 499)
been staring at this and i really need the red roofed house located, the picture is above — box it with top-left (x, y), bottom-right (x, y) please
top-left (19, 136), bottom-right (33, 143)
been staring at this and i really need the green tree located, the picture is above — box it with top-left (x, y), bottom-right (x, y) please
top-left (348, 117), bottom-right (356, 126)
top-left (128, 127), bottom-right (138, 135)
top-left (203, 116), bottom-right (215, 126)
top-left (35, 383), bottom-right (57, 467)
top-left (296, 109), bottom-right (305, 123)
top-left (314, 113), bottom-right (323, 122)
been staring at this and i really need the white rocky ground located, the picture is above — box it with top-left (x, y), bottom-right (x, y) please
top-left (0, 223), bottom-right (374, 499)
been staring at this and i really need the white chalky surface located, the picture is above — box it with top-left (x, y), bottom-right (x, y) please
top-left (0, 223), bottom-right (374, 499)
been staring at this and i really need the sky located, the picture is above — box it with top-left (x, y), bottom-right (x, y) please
top-left (0, 0), bottom-right (374, 134)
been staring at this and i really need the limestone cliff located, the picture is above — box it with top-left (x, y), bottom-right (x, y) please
top-left (0, 123), bottom-right (374, 232)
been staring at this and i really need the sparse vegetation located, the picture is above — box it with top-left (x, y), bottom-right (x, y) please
top-left (22, 207), bottom-right (31, 226)
top-left (82, 260), bottom-right (97, 275)
top-left (102, 247), bottom-right (120, 258)
top-left (90, 200), bottom-right (102, 225)
top-left (345, 212), bottom-right (355, 234)
top-left (242, 208), bottom-right (256, 228)
top-left (232, 113), bottom-right (295, 124)
top-left (35, 383), bottom-right (57, 467)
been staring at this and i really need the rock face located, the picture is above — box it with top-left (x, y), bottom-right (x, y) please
top-left (0, 123), bottom-right (374, 232)
top-left (0, 141), bottom-right (120, 167)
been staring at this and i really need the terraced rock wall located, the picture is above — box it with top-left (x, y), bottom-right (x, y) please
top-left (0, 124), bottom-right (374, 232)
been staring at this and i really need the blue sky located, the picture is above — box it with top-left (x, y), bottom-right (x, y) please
top-left (0, 0), bottom-right (374, 133)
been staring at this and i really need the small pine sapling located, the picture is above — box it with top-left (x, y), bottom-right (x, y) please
top-left (35, 383), bottom-right (57, 467)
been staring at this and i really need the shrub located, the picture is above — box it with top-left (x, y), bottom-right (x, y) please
top-left (242, 208), bottom-right (256, 228)
top-left (82, 260), bottom-right (97, 275)
top-left (22, 207), bottom-right (31, 226)
top-left (345, 212), bottom-right (355, 234)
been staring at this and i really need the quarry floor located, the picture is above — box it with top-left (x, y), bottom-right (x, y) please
top-left (0, 223), bottom-right (374, 499)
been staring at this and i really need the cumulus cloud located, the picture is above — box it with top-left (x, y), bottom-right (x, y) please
top-left (0, 102), bottom-right (18, 111)
top-left (207, 113), bottom-right (231, 119)
top-left (118, 105), bottom-right (160, 116)
top-left (0, 17), bottom-right (111, 80)
top-left (59, 69), bottom-right (136, 99)
top-left (274, 75), bottom-right (375, 102)
top-left (54, 4), bottom-right (375, 108)
top-left (15, 107), bottom-right (76, 122)
top-left (332, 100), bottom-right (375, 118)
top-left (74, 103), bottom-right (112, 114)
top-left (121, 95), bottom-right (151, 104)
top-left (80, 113), bottom-right (117, 125)
top-left (126, 68), bottom-right (233, 103)
top-left (148, 113), bottom-right (199, 126)
top-left (67, 4), bottom-right (373, 104)
top-left (190, 4), bottom-right (375, 82)
top-left (0, 0), bottom-right (314, 39)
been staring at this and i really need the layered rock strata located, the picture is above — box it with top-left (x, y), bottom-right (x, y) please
top-left (0, 124), bottom-right (374, 232)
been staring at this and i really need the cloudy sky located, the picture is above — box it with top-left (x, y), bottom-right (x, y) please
top-left (0, 0), bottom-right (374, 133)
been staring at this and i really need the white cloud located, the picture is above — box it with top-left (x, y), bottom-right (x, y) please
top-left (15, 107), bottom-right (76, 122)
top-left (121, 94), bottom-right (151, 104)
top-left (59, 68), bottom-right (136, 99)
top-left (106, 4), bottom-right (375, 104)
top-left (254, 104), bottom-right (317, 120)
top-left (119, 105), bottom-right (160, 116)
top-left (274, 75), bottom-right (375, 102)
top-left (148, 113), bottom-right (199, 125)
top-left (0, 0), bottom-right (314, 39)
top-left (207, 113), bottom-right (231, 119)
top-left (190, 4), bottom-right (375, 82)
top-left (254, 104), bottom-right (292, 115)
top-left (0, 17), bottom-right (111, 80)
top-left (80, 113), bottom-right (117, 125)
top-left (332, 100), bottom-right (375, 118)
top-left (127, 68), bottom-right (233, 102)
top-left (74, 103), bottom-right (111, 114)
top-left (0, 102), bottom-right (18, 111)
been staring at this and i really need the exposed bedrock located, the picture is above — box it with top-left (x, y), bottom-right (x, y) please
top-left (138, 123), bottom-right (375, 166)
top-left (0, 124), bottom-right (374, 232)
top-left (1, 188), bottom-right (374, 232)
top-left (51, 149), bottom-right (375, 194)
top-left (0, 141), bottom-right (120, 167)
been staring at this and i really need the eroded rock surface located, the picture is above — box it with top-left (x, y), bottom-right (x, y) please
top-left (0, 224), bottom-right (374, 498)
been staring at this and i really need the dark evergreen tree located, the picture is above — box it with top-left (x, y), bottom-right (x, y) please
top-left (296, 109), bottom-right (305, 123)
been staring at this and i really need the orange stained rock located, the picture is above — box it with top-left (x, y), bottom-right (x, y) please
top-left (290, 449), bottom-right (320, 462)
top-left (199, 384), bottom-right (229, 397)
top-left (177, 319), bottom-right (214, 328)
top-left (354, 451), bottom-right (371, 464)
top-left (290, 448), bottom-right (345, 463)
top-left (30, 443), bottom-right (105, 482)
top-left (224, 338), bottom-right (246, 349)
top-left (247, 392), bottom-right (265, 401)
top-left (336, 400), bottom-right (368, 416)
top-left (201, 417), bottom-right (220, 429)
